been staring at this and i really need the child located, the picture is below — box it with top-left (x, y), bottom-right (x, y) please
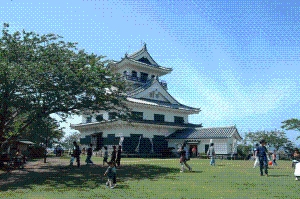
top-left (116, 145), bottom-right (122, 167)
top-left (85, 144), bottom-right (94, 165)
top-left (110, 145), bottom-right (117, 163)
top-left (112, 162), bottom-right (117, 186)
top-left (178, 146), bottom-right (192, 172)
top-left (104, 161), bottom-right (115, 188)
top-left (103, 146), bottom-right (108, 166)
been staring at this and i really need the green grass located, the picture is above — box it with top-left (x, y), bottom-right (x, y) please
top-left (0, 156), bottom-right (299, 199)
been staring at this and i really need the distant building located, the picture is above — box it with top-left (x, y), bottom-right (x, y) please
top-left (71, 44), bottom-right (242, 155)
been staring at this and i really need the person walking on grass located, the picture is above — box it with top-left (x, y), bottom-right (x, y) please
top-left (272, 150), bottom-right (277, 166)
top-left (85, 144), bottom-right (94, 165)
top-left (104, 161), bottom-right (116, 189)
top-left (103, 146), bottom-right (108, 166)
top-left (116, 145), bottom-right (122, 167)
top-left (253, 144), bottom-right (259, 168)
top-left (207, 143), bottom-right (216, 166)
top-left (70, 141), bottom-right (81, 168)
top-left (178, 146), bottom-right (192, 172)
top-left (110, 145), bottom-right (117, 163)
top-left (255, 139), bottom-right (268, 176)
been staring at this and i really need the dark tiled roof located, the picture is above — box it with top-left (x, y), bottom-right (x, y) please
top-left (166, 126), bottom-right (242, 140)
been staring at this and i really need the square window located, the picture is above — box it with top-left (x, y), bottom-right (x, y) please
top-left (154, 114), bottom-right (165, 122)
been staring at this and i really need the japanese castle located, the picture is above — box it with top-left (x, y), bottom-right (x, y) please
top-left (71, 44), bottom-right (242, 156)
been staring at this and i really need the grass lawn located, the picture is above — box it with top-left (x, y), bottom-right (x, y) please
top-left (0, 156), bottom-right (299, 199)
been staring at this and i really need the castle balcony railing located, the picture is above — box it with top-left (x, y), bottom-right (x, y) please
top-left (124, 75), bottom-right (167, 89)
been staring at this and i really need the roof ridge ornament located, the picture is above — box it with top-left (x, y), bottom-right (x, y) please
top-left (143, 42), bottom-right (147, 50)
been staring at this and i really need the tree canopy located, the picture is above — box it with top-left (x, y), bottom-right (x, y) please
top-left (244, 129), bottom-right (290, 151)
top-left (0, 23), bottom-right (128, 141)
top-left (281, 118), bottom-right (300, 140)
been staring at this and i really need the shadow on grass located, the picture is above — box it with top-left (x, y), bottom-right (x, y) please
top-left (0, 162), bottom-right (179, 191)
top-left (267, 174), bottom-right (290, 177)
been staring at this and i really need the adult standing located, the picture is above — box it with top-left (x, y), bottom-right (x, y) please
top-left (255, 139), bottom-right (268, 176)
top-left (116, 145), bottom-right (122, 167)
top-left (207, 143), bottom-right (216, 166)
top-left (110, 145), bottom-right (117, 163)
top-left (71, 141), bottom-right (81, 167)
top-left (253, 144), bottom-right (259, 168)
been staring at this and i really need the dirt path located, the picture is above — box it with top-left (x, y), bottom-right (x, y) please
top-left (0, 157), bottom-right (69, 186)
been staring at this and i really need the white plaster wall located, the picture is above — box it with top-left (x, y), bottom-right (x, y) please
top-left (197, 139), bottom-right (229, 154)
top-left (78, 124), bottom-right (176, 139)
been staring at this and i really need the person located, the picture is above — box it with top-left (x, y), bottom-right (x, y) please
top-left (82, 147), bottom-right (86, 156)
top-left (207, 143), bottom-right (216, 166)
top-left (293, 149), bottom-right (300, 180)
top-left (110, 145), bottom-right (117, 163)
top-left (293, 148), bottom-right (300, 161)
top-left (255, 139), bottom-right (268, 176)
top-left (292, 148), bottom-right (300, 168)
top-left (192, 146), bottom-right (197, 158)
top-left (253, 144), bottom-right (259, 168)
top-left (103, 146), bottom-right (108, 166)
top-left (183, 144), bottom-right (190, 161)
top-left (85, 144), bottom-right (94, 165)
top-left (70, 141), bottom-right (81, 167)
top-left (104, 161), bottom-right (115, 189)
top-left (178, 146), bottom-right (192, 172)
top-left (116, 145), bottom-right (122, 167)
top-left (112, 162), bottom-right (117, 186)
top-left (272, 150), bottom-right (277, 166)
top-left (15, 149), bottom-right (24, 168)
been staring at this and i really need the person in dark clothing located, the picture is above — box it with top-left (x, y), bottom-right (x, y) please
top-left (110, 145), bottom-right (116, 163)
top-left (103, 146), bottom-right (109, 166)
top-left (70, 141), bottom-right (81, 167)
top-left (255, 139), bottom-right (268, 176)
top-left (116, 145), bottom-right (122, 167)
top-left (85, 144), bottom-right (94, 165)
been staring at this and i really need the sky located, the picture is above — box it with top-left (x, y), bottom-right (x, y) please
top-left (1, 0), bottom-right (300, 144)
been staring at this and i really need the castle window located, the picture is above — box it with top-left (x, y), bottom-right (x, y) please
top-left (149, 91), bottom-right (154, 98)
top-left (131, 111), bottom-right (143, 121)
top-left (174, 116), bottom-right (184, 124)
top-left (108, 112), bottom-right (117, 120)
top-left (132, 71), bottom-right (137, 81)
top-left (96, 114), bottom-right (103, 122)
top-left (86, 116), bottom-right (92, 123)
top-left (154, 114), bottom-right (165, 122)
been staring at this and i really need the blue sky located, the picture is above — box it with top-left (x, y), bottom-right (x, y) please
top-left (1, 0), bottom-right (300, 143)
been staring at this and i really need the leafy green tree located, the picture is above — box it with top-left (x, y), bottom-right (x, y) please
top-left (0, 23), bottom-right (128, 140)
top-left (237, 144), bottom-right (252, 160)
top-left (244, 129), bottom-right (289, 151)
top-left (281, 118), bottom-right (300, 140)
top-left (61, 132), bottom-right (81, 149)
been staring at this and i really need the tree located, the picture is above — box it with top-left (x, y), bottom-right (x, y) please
top-left (61, 132), bottom-right (81, 149)
top-left (237, 144), bottom-right (252, 160)
top-left (0, 23), bottom-right (128, 140)
top-left (281, 118), bottom-right (300, 140)
top-left (244, 129), bottom-right (289, 151)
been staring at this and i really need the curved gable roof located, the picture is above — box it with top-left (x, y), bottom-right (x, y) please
top-left (128, 43), bottom-right (159, 66)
